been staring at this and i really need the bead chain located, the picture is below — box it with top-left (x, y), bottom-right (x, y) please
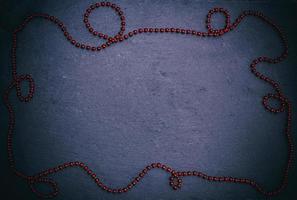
top-left (3, 2), bottom-right (294, 199)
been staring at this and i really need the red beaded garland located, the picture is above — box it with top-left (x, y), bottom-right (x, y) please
top-left (3, 2), bottom-right (293, 199)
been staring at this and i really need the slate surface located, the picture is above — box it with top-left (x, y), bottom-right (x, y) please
top-left (0, 0), bottom-right (297, 200)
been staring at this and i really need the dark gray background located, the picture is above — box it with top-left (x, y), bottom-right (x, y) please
top-left (1, 0), bottom-right (297, 199)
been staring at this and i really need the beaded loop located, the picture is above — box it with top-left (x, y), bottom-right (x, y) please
top-left (169, 175), bottom-right (182, 190)
top-left (206, 8), bottom-right (231, 35)
top-left (83, 2), bottom-right (125, 41)
top-left (29, 178), bottom-right (59, 198)
top-left (14, 74), bottom-right (35, 102)
top-left (262, 93), bottom-right (286, 113)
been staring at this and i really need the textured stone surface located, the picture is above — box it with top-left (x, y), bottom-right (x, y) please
top-left (0, 0), bottom-right (297, 199)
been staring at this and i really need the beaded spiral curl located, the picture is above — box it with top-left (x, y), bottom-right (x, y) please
top-left (3, 2), bottom-right (293, 199)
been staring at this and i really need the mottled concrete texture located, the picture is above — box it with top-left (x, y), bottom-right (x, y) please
top-left (1, 0), bottom-right (297, 200)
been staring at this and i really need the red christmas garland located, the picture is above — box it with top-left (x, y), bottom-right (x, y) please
top-left (3, 1), bottom-right (293, 198)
